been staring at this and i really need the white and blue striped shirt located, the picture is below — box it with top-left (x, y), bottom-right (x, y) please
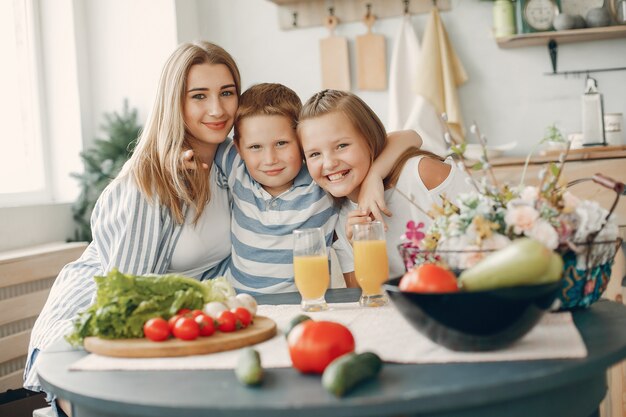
top-left (24, 169), bottom-right (231, 393)
top-left (215, 139), bottom-right (347, 294)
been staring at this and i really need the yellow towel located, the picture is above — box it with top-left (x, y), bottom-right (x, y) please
top-left (414, 8), bottom-right (468, 142)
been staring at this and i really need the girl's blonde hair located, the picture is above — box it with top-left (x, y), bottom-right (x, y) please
top-left (299, 89), bottom-right (439, 190)
top-left (120, 41), bottom-right (241, 224)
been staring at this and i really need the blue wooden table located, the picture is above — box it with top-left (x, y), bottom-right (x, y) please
top-left (37, 289), bottom-right (626, 417)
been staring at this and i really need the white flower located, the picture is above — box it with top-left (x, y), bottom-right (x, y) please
top-left (520, 186), bottom-right (539, 204)
top-left (481, 233), bottom-right (511, 251)
top-left (573, 200), bottom-right (609, 243)
top-left (526, 219), bottom-right (559, 250)
top-left (562, 191), bottom-right (581, 213)
top-left (505, 205), bottom-right (539, 235)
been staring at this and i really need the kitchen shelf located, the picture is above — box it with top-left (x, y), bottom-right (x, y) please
top-left (267, 0), bottom-right (450, 30)
top-left (496, 25), bottom-right (626, 48)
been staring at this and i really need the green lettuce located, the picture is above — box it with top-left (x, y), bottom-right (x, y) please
top-left (66, 269), bottom-right (235, 345)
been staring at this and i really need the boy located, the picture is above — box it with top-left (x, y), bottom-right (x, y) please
top-left (215, 83), bottom-right (344, 294)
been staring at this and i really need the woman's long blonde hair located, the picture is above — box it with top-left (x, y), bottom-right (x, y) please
top-left (120, 41), bottom-right (241, 224)
top-left (299, 89), bottom-right (440, 191)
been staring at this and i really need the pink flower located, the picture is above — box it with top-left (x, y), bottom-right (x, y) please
top-left (404, 221), bottom-right (425, 247)
top-left (460, 245), bottom-right (487, 269)
top-left (505, 205), bottom-right (539, 235)
top-left (526, 219), bottom-right (559, 250)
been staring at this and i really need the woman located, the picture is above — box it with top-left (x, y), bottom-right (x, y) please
top-left (298, 90), bottom-right (470, 279)
top-left (24, 41), bottom-right (240, 413)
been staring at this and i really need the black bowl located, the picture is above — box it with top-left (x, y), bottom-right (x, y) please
top-left (383, 277), bottom-right (562, 351)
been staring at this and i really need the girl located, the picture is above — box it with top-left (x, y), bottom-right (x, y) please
top-left (24, 41), bottom-right (241, 415)
top-left (298, 89), bottom-right (470, 280)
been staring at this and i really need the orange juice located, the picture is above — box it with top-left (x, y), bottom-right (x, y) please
top-left (354, 240), bottom-right (389, 295)
top-left (294, 255), bottom-right (330, 299)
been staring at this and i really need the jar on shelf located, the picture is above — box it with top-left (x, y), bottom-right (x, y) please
top-left (493, 0), bottom-right (517, 37)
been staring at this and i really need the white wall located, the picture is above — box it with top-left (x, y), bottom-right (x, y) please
top-left (79, 0), bottom-right (178, 148)
top-left (195, 0), bottom-right (626, 155)
top-left (3, 0), bottom-right (625, 251)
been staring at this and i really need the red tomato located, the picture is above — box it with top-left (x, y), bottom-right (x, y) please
top-left (232, 307), bottom-right (252, 328)
top-left (190, 309), bottom-right (204, 318)
top-left (287, 320), bottom-right (355, 374)
top-left (143, 318), bottom-right (170, 342)
top-left (177, 308), bottom-right (191, 316)
top-left (195, 313), bottom-right (216, 337)
top-left (399, 263), bottom-right (459, 293)
top-left (168, 314), bottom-right (182, 332)
top-left (172, 316), bottom-right (200, 340)
top-left (217, 310), bottom-right (239, 332)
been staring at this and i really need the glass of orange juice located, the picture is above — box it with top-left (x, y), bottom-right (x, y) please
top-left (293, 227), bottom-right (330, 312)
top-left (353, 221), bottom-right (389, 307)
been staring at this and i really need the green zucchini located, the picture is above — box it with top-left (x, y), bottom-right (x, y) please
top-left (235, 348), bottom-right (263, 386)
top-left (283, 314), bottom-right (311, 338)
top-left (322, 352), bottom-right (383, 397)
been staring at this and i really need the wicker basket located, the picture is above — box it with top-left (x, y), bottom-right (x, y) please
top-left (398, 173), bottom-right (624, 311)
top-left (398, 239), bottom-right (621, 310)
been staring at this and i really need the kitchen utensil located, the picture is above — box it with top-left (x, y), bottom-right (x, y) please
top-left (320, 11), bottom-right (350, 90)
top-left (356, 9), bottom-right (386, 90)
top-left (83, 316), bottom-right (277, 358)
top-left (384, 277), bottom-right (561, 351)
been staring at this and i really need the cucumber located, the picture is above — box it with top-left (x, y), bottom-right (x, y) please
top-left (283, 314), bottom-right (311, 338)
top-left (322, 352), bottom-right (383, 397)
top-left (235, 348), bottom-right (263, 386)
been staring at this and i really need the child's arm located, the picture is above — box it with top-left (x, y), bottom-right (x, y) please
top-left (358, 130), bottom-right (423, 223)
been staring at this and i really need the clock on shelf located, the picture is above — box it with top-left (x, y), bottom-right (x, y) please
top-left (519, 0), bottom-right (562, 33)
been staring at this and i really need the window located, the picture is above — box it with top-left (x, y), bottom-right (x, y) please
top-left (0, 0), bottom-right (50, 205)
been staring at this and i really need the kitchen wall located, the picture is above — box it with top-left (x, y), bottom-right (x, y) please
top-left (3, 0), bottom-right (625, 251)
top-left (193, 0), bottom-right (626, 155)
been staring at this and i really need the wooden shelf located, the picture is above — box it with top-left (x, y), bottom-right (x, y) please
top-left (266, 0), bottom-right (450, 30)
top-left (496, 25), bottom-right (626, 48)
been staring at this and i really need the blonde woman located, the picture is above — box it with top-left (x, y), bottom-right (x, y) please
top-left (24, 41), bottom-right (240, 415)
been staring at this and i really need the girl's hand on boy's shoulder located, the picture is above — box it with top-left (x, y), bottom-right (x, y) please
top-left (182, 149), bottom-right (209, 171)
top-left (345, 208), bottom-right (374, 241)
top-left (357, 172), bottom-right (391, 227)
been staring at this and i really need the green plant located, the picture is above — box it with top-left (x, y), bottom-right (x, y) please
top-left (70, 100), bottom-right (141, 242)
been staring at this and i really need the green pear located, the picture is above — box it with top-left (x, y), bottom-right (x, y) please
top-left (459, 238), bottom-right (552, 291)
top-left (535, 252), bottom-right (564, 284)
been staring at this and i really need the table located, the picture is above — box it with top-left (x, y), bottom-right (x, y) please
top-left (37, 289), bottom-right (626, 417)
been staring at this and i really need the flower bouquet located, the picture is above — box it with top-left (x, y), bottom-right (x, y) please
top-left (399, 121), bottom-right (623, 310)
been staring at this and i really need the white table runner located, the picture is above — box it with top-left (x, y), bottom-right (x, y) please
top-left (70, 302), bottom-right (587, 371)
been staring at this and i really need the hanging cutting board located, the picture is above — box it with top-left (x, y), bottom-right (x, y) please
top-left (320, 15), bottom-right (351, 90)
top-left (356, 14), bottom-right (387, 91)
top-left (83, 316), bottom-right (277, 358)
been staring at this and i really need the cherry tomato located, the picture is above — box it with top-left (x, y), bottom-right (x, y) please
top-left (287, 320), bottom-right (355, 374)
top-left (177, 308), bottom-right (191, 316)
top-left (399, 263), bottom-right (459, 293)
top-left (195, 313), bottom-right (216, 337)
top-left (232, 307), bottom-right (252, 328)
top-left (143, 318), bottom-right (170, 342)
top-left (190, 309), bottom-right (204, 318)
top-left (168, 314), bottom-right (182, 331)
top-left (217, 310), bottom-right (239, 332)
top-left (172, 316), bottom-right (200, 340)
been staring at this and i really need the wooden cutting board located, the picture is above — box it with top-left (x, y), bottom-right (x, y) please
top-left (320, 15), bottom-right (350, 90)
top-left (356, 14), bottom-right (386, 91)
top-left (83, 316), bottom-right (277, 358)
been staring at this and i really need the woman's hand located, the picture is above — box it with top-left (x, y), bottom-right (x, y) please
top-left (182, 149), bottom-right (209, 171)
top-left (357, 171), bottom-right (391, 227)
top-left (345, 208), bottom-right (373, 241)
